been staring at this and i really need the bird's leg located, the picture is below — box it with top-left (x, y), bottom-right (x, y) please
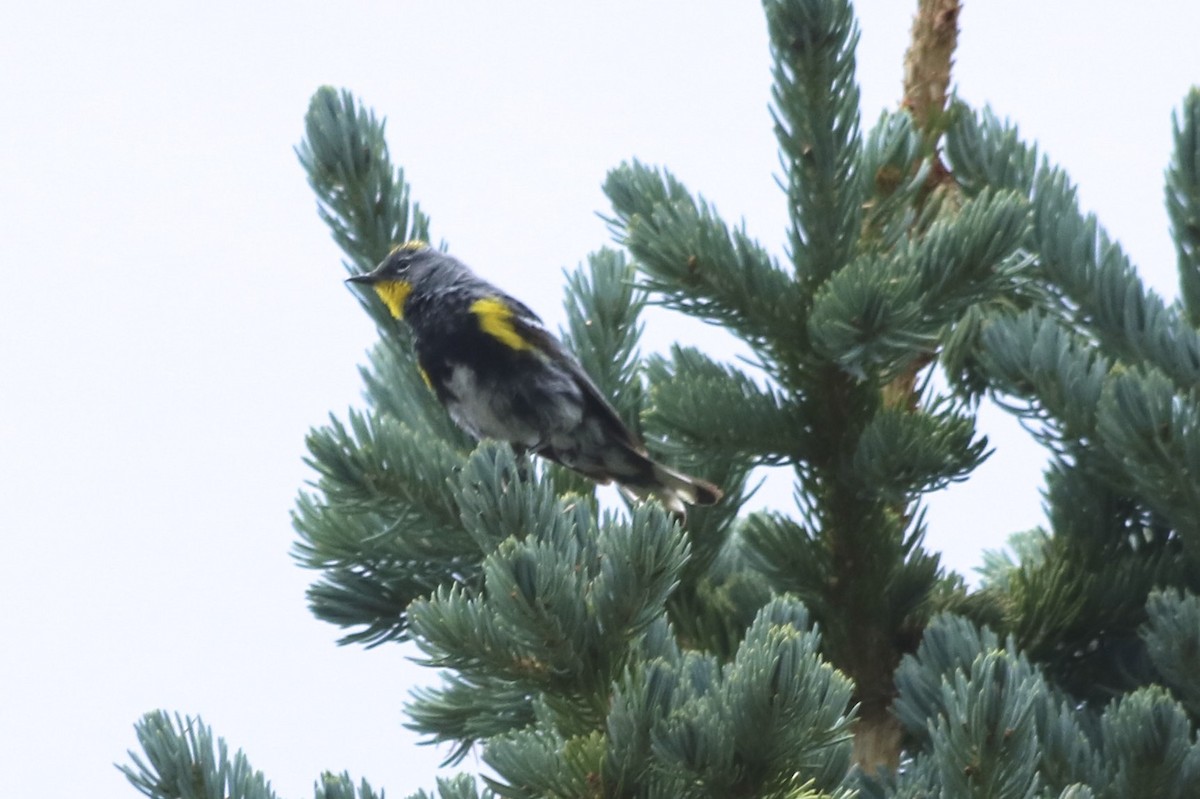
top-left (509, 443), bottom-right (534, 489)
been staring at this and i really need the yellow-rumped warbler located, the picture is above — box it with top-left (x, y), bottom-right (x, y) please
top-left (346, 241), bottom-right (721, 513)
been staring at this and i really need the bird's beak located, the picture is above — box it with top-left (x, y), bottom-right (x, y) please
top-left (345, 272), bottom-right (377, 285)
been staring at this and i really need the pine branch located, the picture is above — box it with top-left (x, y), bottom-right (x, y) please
top-left (600, 598), bottom-right (856, 799)
top-left (315, 775), bottom-right (386, 799)
top-left (1097, 369), bottom-right (1200, 564)
top-left (905, 190), bottom-right (1030, 314)
top-left (119, 712), bottom-right (387, 799)
top-left (809, 190), bottom-right (1030, 379)
top-left (929, 654), bottom-right (1043, 798)
top-left (482, 727), bottom-right (607, 799)
top-left (301, 411), bottom-right (466, 530)
top-left (944, 104), bottom-right (1041, 197)
top-left (665, 538), bottom-right (775, 658)
top-left (977, 306), bottom-right (1200, 573)
top-left (408, 500), bottom-right (684, 689)
top-left (948, 103), bottom-right (1200, 393)
top-left (406, 673), bottom-right (540, 766)
top-left (297, 86), bottom-right (431, 332)
top-left (405, 774), bottom-right (492, 799)
top-left (1004, 458), bottom-right (1186, 700)
top-left (1096, 687), bottom-right (1200, 796)
top-left (976, 309), bottom-right (1112, 448)
top-left (643, 346), bottom-right (811, 466)
top-left (603, 160), bottom-right (805, 366)
top-left (742, 512), bottom-right (832, 614)
top-left (559, 248), bottom-right (647, 434)
top-left (1142, 590), bottom-right (1200, 717)
top-left (406, 447), bottom-right (689, 731)
top-left (447, 442), bottom-right (582, 554)
top-left (889, 615), bottom-right (1100, 797)
top-left (806, 249), bottom-right (934, 378)
top-left (851, 399), bottom-right (988, 502)
top-left (291, 413), bottom-right (478, 645)
top-left (859, 110), bottom-right (930, 252)
top-left (1167, 88), bottom-right (1200, 324)
top-left (120, 712), bottom-right (277, 799)
top-left (1033, 168), bottom-right (1200, 389)
top-left (765, 0), bottom-right (864, 287)
top-left (975, 528), bottom-right (1051, 592)
top-left (296, 87), bottom-right (428, 255)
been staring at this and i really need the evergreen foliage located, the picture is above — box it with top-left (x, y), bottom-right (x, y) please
top-left (122, 1), bottom-right (1200, 797)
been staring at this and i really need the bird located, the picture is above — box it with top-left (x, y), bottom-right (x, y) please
top-left (346, 241), bottom-right (721, 514)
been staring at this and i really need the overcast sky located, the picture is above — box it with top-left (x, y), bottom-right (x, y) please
top-left (2, 2), bottom-right (1197, 797)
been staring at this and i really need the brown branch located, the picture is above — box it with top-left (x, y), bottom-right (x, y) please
top-left (882, 0), bottom-right (962, 416)
top-left (856, 0), bottom-right (964, 775)
top-left (903, 0), bottom-right (961, 142)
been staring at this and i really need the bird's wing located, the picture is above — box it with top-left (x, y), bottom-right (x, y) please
top-left (502, 296), bottom-right (646, 453)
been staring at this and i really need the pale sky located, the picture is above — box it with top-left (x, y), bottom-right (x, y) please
top-left (2, 2), bottom-right (1197, 797)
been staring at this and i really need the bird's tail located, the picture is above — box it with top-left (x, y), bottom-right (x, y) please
top-left (540, 436), bottom-right (722, 516)
top-left (619, 460), bottom-right (723, 516)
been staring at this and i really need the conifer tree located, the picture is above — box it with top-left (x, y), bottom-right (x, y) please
top-left (121, 1), bottom-right (1200, 797)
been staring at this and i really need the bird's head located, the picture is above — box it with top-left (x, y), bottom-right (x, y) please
top-left (345, 240), bottom-right (440, 320)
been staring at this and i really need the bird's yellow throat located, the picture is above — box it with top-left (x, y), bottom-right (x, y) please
top-left (373, 280), bottom-right (412, 319)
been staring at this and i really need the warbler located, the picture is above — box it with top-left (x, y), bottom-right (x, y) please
top-left (346, 241), bottom-right (721, 513)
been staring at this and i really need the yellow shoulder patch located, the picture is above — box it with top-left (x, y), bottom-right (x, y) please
top-left (373, 280), bottom-right (412, 319)
top-left (470, 297), bottom-right (532, 351)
